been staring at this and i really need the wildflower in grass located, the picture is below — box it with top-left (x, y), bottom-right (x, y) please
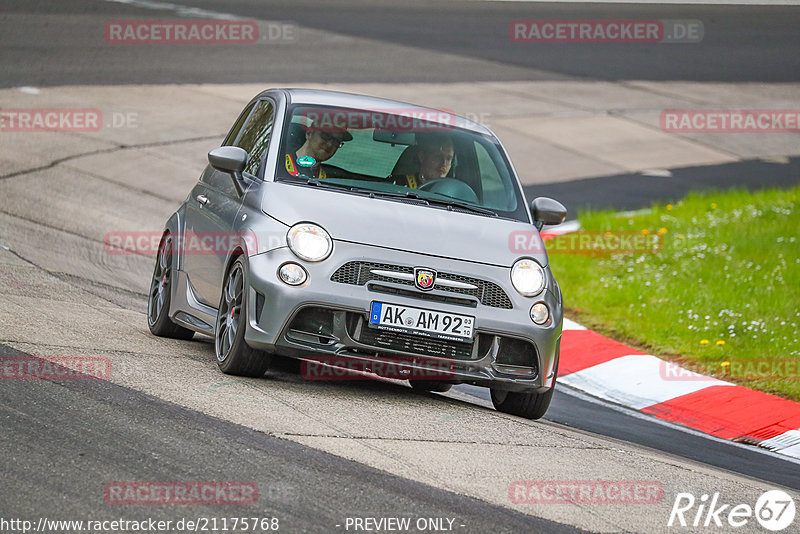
top-left (552, 186), bottom-right (799, 400)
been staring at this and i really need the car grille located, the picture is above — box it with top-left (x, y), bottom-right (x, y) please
top-left (355, 325), bottom-right (477, 360)
top-left (331, 261), bottom-right (513, 309)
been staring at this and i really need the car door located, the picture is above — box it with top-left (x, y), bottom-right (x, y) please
top-left (183, 99), bottom-right (275, 307)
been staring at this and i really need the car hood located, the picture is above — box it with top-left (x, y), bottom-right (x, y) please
top-left (262, 182), bottom-right (548, 267)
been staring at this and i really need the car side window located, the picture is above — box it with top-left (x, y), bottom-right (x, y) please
top-left (223, 102), bottom-right (256, 147)
top-left (475, 141), bottom-right (517, 211)
top-left (236, 100), bottom-right (275, 176)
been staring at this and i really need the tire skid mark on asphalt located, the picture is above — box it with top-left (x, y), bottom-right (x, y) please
top-left (0, 133), bottom-right (221, 180)
top-left (0, 230), bottom-right (148, 306)
top-left (270, 431), bottom-right (605, 448)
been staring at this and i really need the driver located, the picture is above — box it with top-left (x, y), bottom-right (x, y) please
top-left (285, 123), bottom-right (352, 179)
top-left (394, 133), bottom-right (454, 189)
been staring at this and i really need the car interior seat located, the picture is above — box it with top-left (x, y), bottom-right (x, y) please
top-left (286, 122), bottom-right (307, 154)
top-left (390, 145), bottom-right (457, 178)
top-left (390, 145), bottom-right (421, 176)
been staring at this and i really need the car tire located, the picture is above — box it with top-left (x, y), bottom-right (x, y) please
top-left (215, 256), bottom-right (271, 377)
top-left (409, 380), bottom-right (452, 393)
top-left (148, 233), bottom-right (195, 340)
top-left (490, 384), bottom-right (554, 420)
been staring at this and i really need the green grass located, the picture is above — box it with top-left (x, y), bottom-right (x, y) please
top-left (549, 186), bottom-right (800, 400)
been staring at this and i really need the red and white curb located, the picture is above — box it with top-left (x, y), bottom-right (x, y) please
top-left (559, 318), bottom-right (800, 460)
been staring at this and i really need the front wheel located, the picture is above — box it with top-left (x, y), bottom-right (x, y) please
top-left (490, 385), bottom-right (554, 420)
top-left (215, 256), bottom-right (271, 377)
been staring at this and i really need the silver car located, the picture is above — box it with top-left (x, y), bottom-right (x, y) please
top-left (148, 88), bottom-right (567, 419)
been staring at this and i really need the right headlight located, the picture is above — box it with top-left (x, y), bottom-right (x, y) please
top-left (286, 223), bottom-right (332, 262)
top-left (510, 259), bottom-right (545, 297)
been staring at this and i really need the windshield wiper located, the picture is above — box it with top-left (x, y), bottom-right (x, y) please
top-left (362, 190), bottom-right (429, 202)
top-left (296, 181), bottom-right (432, 203)
top-left (283, 177), bottom-right (366, 193)
top-left (299, 177), bottom-right (353, 189)
top-left (305, 180), bottom-right (424, 201)
top-left (424, 198), bottom-right (498, 217)
top-left (283, 178), bottom-right (495, 216)
top-left (371, 189), bottom-right (496, 216)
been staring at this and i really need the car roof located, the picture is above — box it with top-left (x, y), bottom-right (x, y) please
top-left (262, 88), bottom-right (492, 136)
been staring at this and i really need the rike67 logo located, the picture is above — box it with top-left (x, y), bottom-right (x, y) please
top-left (669, 490), bottom-right (796, 531)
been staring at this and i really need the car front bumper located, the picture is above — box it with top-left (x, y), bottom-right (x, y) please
top-left (243, 241), bottom-right (562, 393)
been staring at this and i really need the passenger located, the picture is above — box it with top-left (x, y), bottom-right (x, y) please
top-left (394, 133), bottom-right (455, 189)
top-left (285, 123), bottom-right (352, 179)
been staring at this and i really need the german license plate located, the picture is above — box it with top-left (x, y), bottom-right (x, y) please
top-left (368, 301), bottom-right (474, 342)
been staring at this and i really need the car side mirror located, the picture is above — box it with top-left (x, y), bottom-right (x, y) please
top-left (531, 197), bottom-right (567, 231)
top-left (209, 146), bottom-right (248, 173)
top-left (208, 146), bottom-right (248, 195)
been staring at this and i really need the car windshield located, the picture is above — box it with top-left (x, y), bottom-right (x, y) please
top-left (275, 104), bottom-right (529, 222)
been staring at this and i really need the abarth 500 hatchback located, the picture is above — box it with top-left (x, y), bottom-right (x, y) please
top-left (148, 88), bottom-right (567, 419)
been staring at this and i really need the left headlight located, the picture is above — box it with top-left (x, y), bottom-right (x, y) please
top-left (286, 223), bottom-right (333, 262)
top-left (510, 258), bottom-right (545, 296)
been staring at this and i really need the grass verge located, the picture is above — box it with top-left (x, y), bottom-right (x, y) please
top-left (548, 186), bottom-right (800, 400)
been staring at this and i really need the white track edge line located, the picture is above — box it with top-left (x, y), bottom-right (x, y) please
top-left (557, 382), bottom-right (800, 466)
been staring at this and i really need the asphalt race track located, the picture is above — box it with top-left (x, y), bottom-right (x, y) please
top-left (3, 0), bottom-right (799, 86)
top-left (2, 1), bottom-right (800, 532)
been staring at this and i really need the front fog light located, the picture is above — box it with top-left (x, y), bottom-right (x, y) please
top-left (279, 263), bottom-right (308, 286)
top-left (530, 302), bottom-right (549, 325)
